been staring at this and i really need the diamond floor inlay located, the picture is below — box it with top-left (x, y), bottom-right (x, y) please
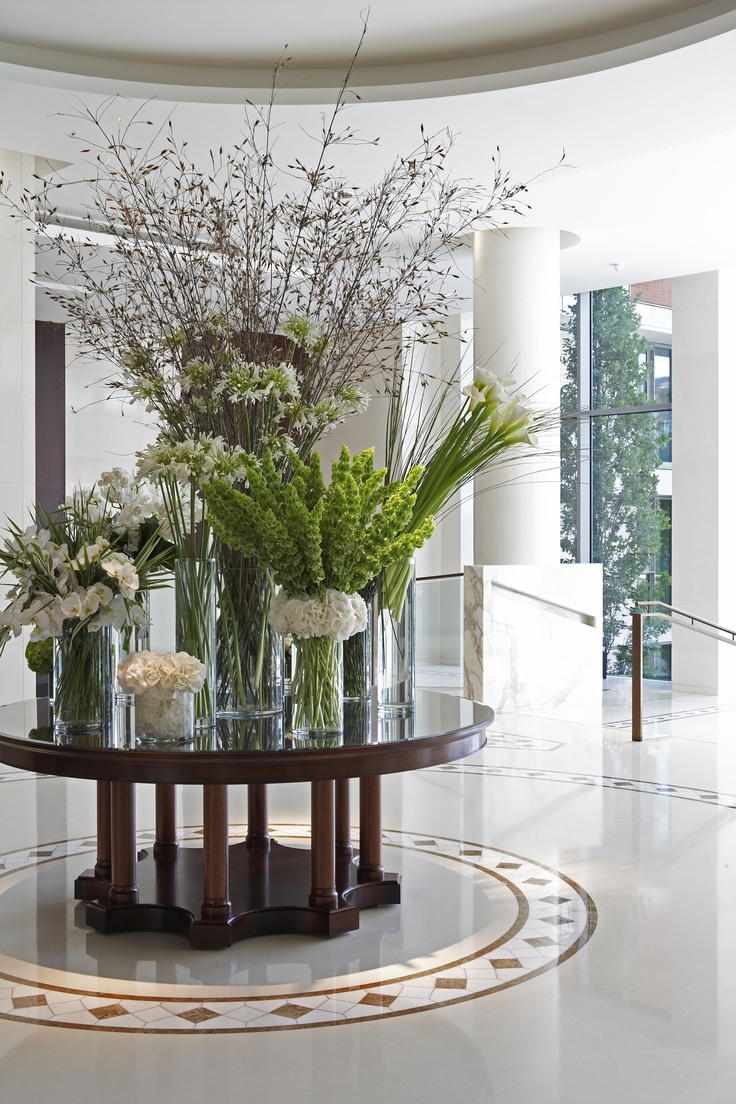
top-left (0, 824), bottom-right (596, 1033)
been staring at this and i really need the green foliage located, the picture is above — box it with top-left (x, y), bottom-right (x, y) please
top-left (25, 637), bottom-right (53, 675)
top-left (561, 288), bottom-right (671, 666)
top-left (202, 446), bottom-right (434, 597)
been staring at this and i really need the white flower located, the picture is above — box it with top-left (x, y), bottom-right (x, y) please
top-left (462, 383), bottom-right (486, 409)
top-left (60, 592), bottom-right (84, 619)
top-left (269, 589), bottom-right (367, 642)
top-left (117, 650), bottom-right (207, 696)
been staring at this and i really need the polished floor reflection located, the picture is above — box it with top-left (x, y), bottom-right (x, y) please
top-left (0, 676), bottom-right (735, 1101)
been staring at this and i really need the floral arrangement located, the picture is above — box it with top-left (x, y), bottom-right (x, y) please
top-left (0, 523), bottom-right (143, 647)
top-left (74, 467), bottom-right (169, 556)
top-left (117, 650), bottom-right (206, 698)
top-left (203, 445), bottom-right (434, 731)
top-left (118, 650), bottom-right (206, 741)
top-left (202, 445), bottom-right (434, 628)
top-left (381, 364), bottom-right (546, 617)
top-left (135, 433), bottom-right (252, 557)
top-left (3, 49), bottom-right (533, 470)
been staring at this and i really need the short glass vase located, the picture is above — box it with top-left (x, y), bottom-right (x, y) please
top-left (135, 691), bottom-right (195, 745)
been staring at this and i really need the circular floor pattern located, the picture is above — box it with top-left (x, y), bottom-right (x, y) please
top-left (0, 825), bottom-right (595, 1033)
top-left (0, 830), bottom-right (600, 1033)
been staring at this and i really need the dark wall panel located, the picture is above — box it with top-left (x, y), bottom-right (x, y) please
top-left (35, 321), bottom-right (66, 514)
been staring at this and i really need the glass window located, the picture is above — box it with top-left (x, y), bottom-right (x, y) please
top-left (561, 287), bottom-right (672, 680)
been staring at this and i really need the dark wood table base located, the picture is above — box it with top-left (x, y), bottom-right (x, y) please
top-left (76, 840), bottom-right (400, 948)
top-left (74, 778), bottom-right (401, 948)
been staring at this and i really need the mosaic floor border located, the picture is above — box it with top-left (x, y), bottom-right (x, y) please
top-left (0, 825), bottom-right (595, 1034)
top-left (604, 702), bottom-right (736, 728)
top-left (436, 764), bottom-right (736, 808)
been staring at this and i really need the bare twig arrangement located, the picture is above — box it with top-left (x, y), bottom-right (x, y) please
top-left (3, 49), bottom-right (534, 461)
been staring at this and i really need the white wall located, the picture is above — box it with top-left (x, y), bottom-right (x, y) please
top-left (0, 150), bottom-right (38, 704)
top-left (671, 270), bottom-right (736, 693)
top-left (65, 338), bottom-right (157, 491)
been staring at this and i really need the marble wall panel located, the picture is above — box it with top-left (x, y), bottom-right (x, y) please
top-left (464, 564), bottom-right (602, 712)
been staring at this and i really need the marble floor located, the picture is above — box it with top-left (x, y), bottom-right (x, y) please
top-left (0, 675), bottom-right (735, 1103)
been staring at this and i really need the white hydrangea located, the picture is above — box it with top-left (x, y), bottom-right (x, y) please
top-left (117, 650), bottom-right (207, 697)
top-left (268, 588), bottom-right (367, 642)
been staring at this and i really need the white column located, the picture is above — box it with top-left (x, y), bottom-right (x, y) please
top-left (472, 227), bottom-right (561, 565)
top-left (0, 149), bottom-right (37, 703)
top-left (671, 270), bottom-right (736, 693)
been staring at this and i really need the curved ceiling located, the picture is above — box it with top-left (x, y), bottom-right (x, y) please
top-left (1, 0), bottom-right (735, 101)
top-left (1, 1), bottom-right (736, 294)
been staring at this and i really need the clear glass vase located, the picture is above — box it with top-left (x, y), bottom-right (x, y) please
top-left (175, 557), bottom-right (217, 729)
top-left (291, 635), bottom-right (343, 735)
top-left (216, 553), bottom-right (284, 716)
top-left (115, 592), bottom-right (151, 704)
top-left (375, 558), bottom-right (416, 715)
top-left (135, 690), bottom-right (194, 744)
top-left (343, 580), bottom-right (374, 701)
top-left (52, 623), bottom-right (115, 737)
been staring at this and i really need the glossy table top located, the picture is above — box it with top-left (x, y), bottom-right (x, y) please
top-left (0, 693), bottom-right (492, 784)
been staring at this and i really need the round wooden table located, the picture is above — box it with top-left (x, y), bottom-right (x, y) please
top-left (0, 693), bottom-right (491, 948)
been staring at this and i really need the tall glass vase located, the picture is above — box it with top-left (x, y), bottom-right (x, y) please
top-left (291, 635), bottom-right (343, 736)
top-left (175, 557), bottom-right (217, 729)
top-left (343, 579), bottom-right (375, 701)
top-left (216, 551), bottom-right (283, 716)
top-left (375, 558), bottom-right (416, 715)
top-left (53, 624), bottom-right (115, 737)
top-left (115, 592), bottom-right (151, 703)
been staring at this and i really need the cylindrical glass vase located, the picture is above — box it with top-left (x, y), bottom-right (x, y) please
top-left (175, 557), bottom-right (217, 729)
top-left (216, 555), bottom-right (284, 716)
top-left (52, 624), bottom-right (115, 737)
top-left (291, 636), bottom-right (343, 735)
top-left (343, 581), bottom-right (374, 701)
top-left (115, 592), bottom-right (151, 704)
top-left (135, 690), bottom-right (194, 745)
top-left (375, 558), bottom-right (416, 716)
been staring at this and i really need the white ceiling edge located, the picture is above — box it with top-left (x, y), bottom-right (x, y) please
top-left (2, 2), bottom-right (736, 103)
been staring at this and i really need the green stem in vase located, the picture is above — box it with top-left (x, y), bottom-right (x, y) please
top-left (380, 557), bottom-right (414, 622)
top-left (53, 625), bottom-right (113, 730)
top-left (175, 557), bottom-right (216, 723)
top-left (292, 635), bottom-right (342, 733)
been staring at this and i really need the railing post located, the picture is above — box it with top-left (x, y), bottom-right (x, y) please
top-left (632, 608), bottom-right (643, 742)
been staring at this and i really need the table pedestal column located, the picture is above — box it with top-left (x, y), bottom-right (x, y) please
top-left (201, 784), bottom-right (231, 922)
top-left (154, 783), bottom-right (178, 859)
top-left (94, 780), bottom-right (111, 880)
top-left (309, 780), bottom-right (338, 909)
top-left (246, 783), bottom-right (270, 851)
top-left (335, 778), bottom-right (353, 857)
top-left (358, 776), bottom-right (384, 883)
top-left (109, 781), bottom-right (138, 906)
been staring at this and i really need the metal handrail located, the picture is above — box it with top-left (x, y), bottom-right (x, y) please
top-left (630, 600), bottom-right (736, 741)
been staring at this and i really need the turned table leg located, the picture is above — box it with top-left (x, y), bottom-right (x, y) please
top-left (154, 783), bottom-right (178, 859)
top-left (358, 776), bottom-right (384, 883)
top-left (109, 781), bottom-right (138, 905)
top-left (335, 778), bottom-right (353, 857)
top-left (310, 780), bottom-right (338, 909)
top-left (95, 780), bottom-right (112, 880)
top-left (247, 783), bottom-right (270, 851)
top-left (202, 784), bottom-right (231, 921)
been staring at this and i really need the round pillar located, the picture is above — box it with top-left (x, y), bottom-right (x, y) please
top-left (472, 227), bottom-right (561, 565)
